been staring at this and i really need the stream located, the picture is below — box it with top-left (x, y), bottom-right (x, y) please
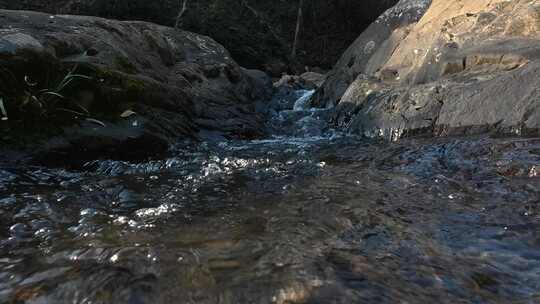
top-left (1, 90), bottom-right (540, 303)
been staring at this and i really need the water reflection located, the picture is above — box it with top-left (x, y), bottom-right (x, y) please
top-left (1, 135), bottom-right (539, 303)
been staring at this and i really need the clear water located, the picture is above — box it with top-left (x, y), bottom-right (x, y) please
top-left (1, 91), bottom-right (540, 303)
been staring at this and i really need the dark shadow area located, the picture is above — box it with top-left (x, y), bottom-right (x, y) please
top-left (0, 0), bottom-right (398, 72)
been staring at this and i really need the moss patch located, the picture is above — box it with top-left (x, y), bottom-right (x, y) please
top-left (113, 55), bottom-right (137, 74)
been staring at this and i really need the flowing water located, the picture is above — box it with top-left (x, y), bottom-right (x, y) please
top-left (1, 90), bottom-right (540, 303)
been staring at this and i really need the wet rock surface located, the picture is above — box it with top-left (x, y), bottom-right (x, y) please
top-left (314, 0), bottom-right (540, 140)
top-left (313, 0), bottom-right (433, 107)
top-left (0, 9), bottom-right (270, 161)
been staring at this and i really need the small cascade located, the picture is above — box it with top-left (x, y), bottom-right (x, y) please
top-left (266, 88), bottom-right (336, 138)
top-left (293, 89), bottom-right (315, 111)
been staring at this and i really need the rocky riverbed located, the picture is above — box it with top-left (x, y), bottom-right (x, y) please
top-left (1, 0), bottom-right (540, 303)
top-left (1, 92), bottom-right (540, 302)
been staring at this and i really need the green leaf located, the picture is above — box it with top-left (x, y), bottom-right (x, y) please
top-left (31, 95), bottom-right (43, 108)
top-left (42, 91), bottom-right (65, 99)
top-left (120, 109), bottom-right (137, 118)
top-left (56, 107), bottom-right (87, 116)
top-left (68, 74), bottom-right (93, 80)
top-left (71, 102), bottom-right (90, 114)
top-left (24, 75), bottom-right (38, 87)
top-left (85, 118), bottom-right (106, 127)
top-left (21, 95), bottom-right (30, 107)
top-left (55, 77), bottom-right (74, 92)
top-left (0, 97), bottom-right (8, 120)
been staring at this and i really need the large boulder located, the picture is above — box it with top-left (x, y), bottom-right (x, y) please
top-left (0, 9), bottom-right (270, 162)
top-left (312, 0), bottom-right (433, 107)
top-left (0, 0), bottom-right (399, 72)
top-left (317, 0), bottom-right (540, 140)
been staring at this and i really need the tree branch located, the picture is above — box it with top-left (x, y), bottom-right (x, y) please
top-left (175, 0), bottom-right (189, 29)
top-left (291, 0), bottom-right (304, 60)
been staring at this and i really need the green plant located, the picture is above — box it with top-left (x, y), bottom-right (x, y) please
top-left (19, 65), bottom-right (93, 118)
top-left (0, 64), bottom-right (97, 122)
top-left (0, 97), bottom-right (7, 121)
